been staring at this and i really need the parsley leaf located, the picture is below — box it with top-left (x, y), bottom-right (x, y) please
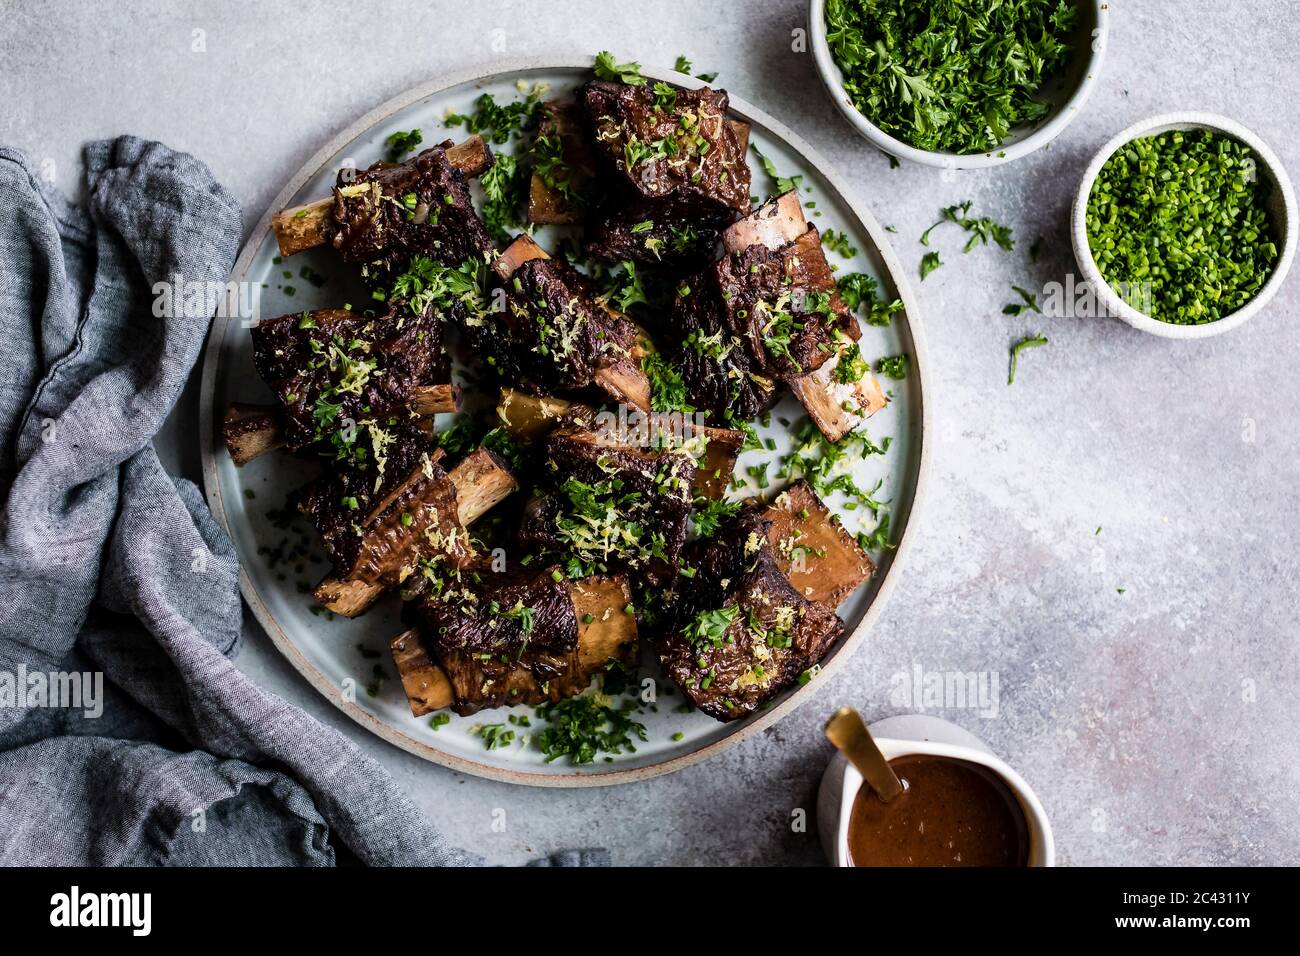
top-left (876, 354), bottom-right (909, 380)
top-left (384, 128), bottom-right (423, 162)
top-left (750, 143), bottom-right (803, 197)
top-left (1002, 285), bottom-right (1042, 315)
top-left (920, 251), bottom-right (943, 280)
top-left (821, 229), bottom-right (858, 258)
top-left (1008, 334), bottom-right (1048, 385)
top-left (823, 0), bottom-right (1079, 154)
top-left (444, 89), bottom-right (543, 144)
top-left (690, 497), bottom-right (743, 538)
top-left (594, 50), bottom-right (646, 86)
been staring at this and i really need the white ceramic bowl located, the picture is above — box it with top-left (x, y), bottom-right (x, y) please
top-left (808, 0), bottom-right (1109, 168)
top-left (817, 714), bottom-right (1055, 867)
top-left (1071, 112), bottom-right (1297, 339)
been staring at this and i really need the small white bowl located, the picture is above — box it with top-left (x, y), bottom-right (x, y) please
top-left (1071, 112), bottom-right (1297, 339)
top-left (808, 0), bottom-right (1109, 168)
top-left (817, 714), bottom-right (1055, 867)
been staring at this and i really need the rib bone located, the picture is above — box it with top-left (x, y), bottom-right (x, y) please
top-left (313, 447), bottom-right (517, 617)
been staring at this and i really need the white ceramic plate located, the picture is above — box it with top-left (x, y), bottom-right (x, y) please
top-left (199, 59), bottom-right (930, 786)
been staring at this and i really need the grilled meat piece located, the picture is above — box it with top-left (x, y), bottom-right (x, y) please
top-left (761, 480), bottom-right (875, 607)
top-left (517, 425), bottom-right (695, 587)
top-left (581, 81), bottom-right (750, 264)
top-left (299, 434), bottom-right (456, 583)
top-left (330, 141), bottom-right (496, 284)
top-left (249, 300), bottom-right (447, 452)
top-left (399, 569), bottom-right (638, 716)
top-left (668, 191), bottom-right (879, 429)
top-left (672, 261), bottom-right (778, 421)
top-left (302, 442), bottom-right (516, 617)
top-left (658, 507), bottom-right (844, 721)
top-left (494, 387), bottom-right (741, 498)
top-left (527, 100), bottom-right (596, 225)
top-left (726, 191), bottom-right (890, 441)
top-left (406, 564), bottom-right (577, 715)
top-left (480, 236), bottom-right (650, 409)
top-left (585, 199), bottom-right (721, 268)
top-left (271, 136), bottom-right (493, 258)
top-left (220, 383), bottom-right (460, 468)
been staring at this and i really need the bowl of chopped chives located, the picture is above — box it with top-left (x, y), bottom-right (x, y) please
top-left (809, 0), bottom-right (1109, 168)
top-left (1072, 112), bottom-right (1296, 339)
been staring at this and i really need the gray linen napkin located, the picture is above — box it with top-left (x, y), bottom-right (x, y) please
top-left (0, 136), bottom-right (605, 867)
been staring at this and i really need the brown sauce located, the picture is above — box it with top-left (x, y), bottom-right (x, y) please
top-left (848, 755), bottom-right (1029, 867)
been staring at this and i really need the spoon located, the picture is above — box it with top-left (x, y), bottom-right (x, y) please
top-left (824, 707), bottom-right (904, 803)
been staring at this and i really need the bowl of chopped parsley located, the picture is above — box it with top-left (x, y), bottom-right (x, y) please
top-left (811, 0), bottom-right (1107, 167)
top-left (1073, 112), bottom-right (1296, 338)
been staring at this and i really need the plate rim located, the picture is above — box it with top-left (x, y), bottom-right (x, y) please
top-left (199, 56), bottom-right (932, 787)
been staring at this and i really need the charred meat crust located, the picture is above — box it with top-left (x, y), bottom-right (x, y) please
top-left (250, 301), bottom-right (446, 451)
top-left (583, 198), bottom-right (723, 267)
top-left (762, 480), bottom-right (875, 607)
top-left (669, 209), bottom-right (859, 423)
top-left (397, 571), bottom-right (639, 716)
top-left (330, 142), bottom-right (495, 281)
top-left (658, 509), bottom-right (844, 721)
top-left (297, 431), bottom-right (463, 583)
top-left (581, 81), bottom-right (751, 264)
top-left (517, 425), bottom-right (695, 587)
top-left (404, 564), bottom-right (579, 715)
top-left (477, 255), bottom-right (639, 397)
top-left (527, 100), bottom-right (596, 225)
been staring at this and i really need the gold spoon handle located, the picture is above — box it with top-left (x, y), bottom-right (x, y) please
top-left (824, 707), bottom-right (904, 803)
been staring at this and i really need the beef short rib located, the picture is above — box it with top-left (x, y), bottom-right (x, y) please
top-left (249, 300), bottom-right (447, 452)
top-left (517, 424), bottom-right (695, 588)
top-left (581, 81), bottom-right (751, 264)
top-left (658, 505), bottom-right (847, 721)
top-left (330, 141), bottom-right (496, 284)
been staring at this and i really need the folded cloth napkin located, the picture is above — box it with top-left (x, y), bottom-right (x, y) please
top-left (0, 137), bottom-right (606, 867)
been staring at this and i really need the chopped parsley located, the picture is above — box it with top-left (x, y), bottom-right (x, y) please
top-left (684, 605), bottom-right (740, 648)
top-left (876, 354), bottom-right (908, 380)
top-left (920, 251), bottom-right (943, 280)
top-left (473, 723), bottom-right (515, 750)
top-left (385, 128), bottom-right (423, 162)
top-left (387, 256), bottom-right (486, 316)
top-left (535, 694), bottom-right (648, 764)
top-left (673, 54), bottom-right (719, 83)
top-left (1002, 286), bottom-right (1042, 315)
top-left (837, 272), bottom-right (903, 326)
top-left (1008, 334), bottom-right (1048, 385)
top-left (690, 497), bottom-right (743, 538)
top-left (750, 143), bottom-right (803, 197)
top-left (444, 88), bottom-right (543, 144)
top-left (823, 0), bottom-right (1079, 154)
top-left (479, 151), bottom-right (529, 242)
top-left (821, 228), bottom-right (858, 258)
top-left (779, 418), bottom-right (891, 516)
top-left (594, 51), bottom-right (646, 86)
top-left (641, 352), bottom-right (693, 413)
top-left (924, 201), bottom-right (1015, 253)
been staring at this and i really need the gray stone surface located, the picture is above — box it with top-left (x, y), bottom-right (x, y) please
top-left (4, 0), bottom-right (1297, 866)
